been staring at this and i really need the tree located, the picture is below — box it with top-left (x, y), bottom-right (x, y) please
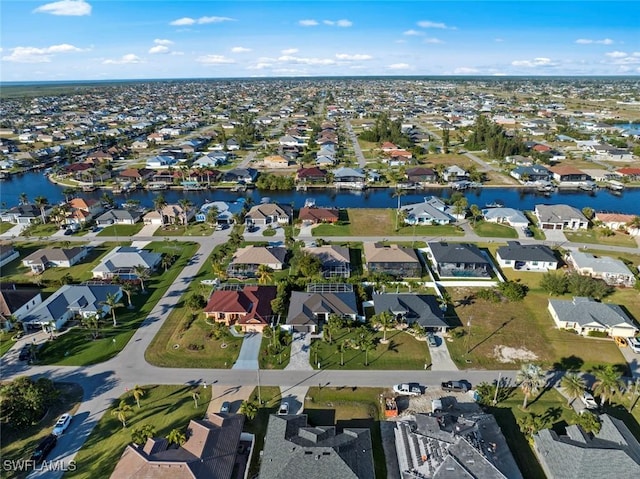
top-left (324, 314), bottom-right (344, 345)
top-left (101, 192), bottom-right (115, 208)
top-left (297, 252), bottom-right (322, 278)
top-left (452, 197), bottom-right (468, 219)
top-left (161, 254), bottom-right (174, 272)
top-left (593, 364), bottom-right (623, 406)
top-left (0, 377), bottom-right (58, 429)
top-left (497, 280), bottom-right (528, 301)
top-left (239, 400), bottom-right (258, 420)
top-left (339, 339), bottom-right (350, 366)
top-left (582, 207), bottom-right (595, 220)
top-left (206, 206), bottom-right (219, 226)
top-left (153, 194), bottom-right (168, 225)
top-left (186, 293), bottom-right (206, 315)
top-left (82, 313), bottom-right (103, 339)
top-left (517, 412), bottom-right (544, 436)
top-left (392, 189), bottom-right (407, 230)
top-left (19, 192), bottom-right (28, 205)
top-left (131, 424), bottom-right (156, 445)
top-left (358, 328), bottom-right (376, 366)
top-left (256, 264), bottom-right (273, 284)
top-left (111, 399), bottom-right (133, 428)
top-left (560, 372), bottom-right (586, 407)
top-left (133, 265), bottom-right (150, 293)
top-left (192, 391), bottom-right (200, 408)
top-left (540, 271), bottom-right (569, 295)
top-left (442, 125), bottom-right (450, 154)
top-left (178, 198), bottom-right (193, 227)
top-left (373, 311), bottom-right (395, 342)
top-left (516, 363), bottom-right (546, 409)
top-left (63, 187), bottom-right (77, 202)
top-left (166, 428), bottom-right (186, 447)
top-left (34, 196), bottom-right (49, 224)
top-left (132, 384), bottom-right (145, 409)
top-left (101, 292), bottom-right (124, 327)
top-left (469, 204), bottom-right (482, 226)
top-left (574, 411), bottom-right (601, 434)
top-left (120, 281), bottom-right (135, 309)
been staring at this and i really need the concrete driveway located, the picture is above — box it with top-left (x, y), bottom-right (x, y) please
top-left (206, 384), bottom-right (254, 416)
top-left (429, 334), bottom-right (459, 371)
top-left (233, 332), bottom-right (262, 370)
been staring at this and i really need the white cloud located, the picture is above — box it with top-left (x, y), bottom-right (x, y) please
top-left (606, 51), bottom-right (627, 58)
top-left (33, 0), bottom-right (91, 16)
top-left (403, 29), bottom-right (423, 36)
top-left (281, 48), bottom-right (298, 55)
top-left (388, 63), bottom-right (411, 70)
top-left (247, 62), bottom-right (273, 70)
top-left (170, 16), bottom-right (234, 26)
top-left (102, 54), bottom-right (142, 65)
top-left (278, 55), bottom-right (335, 66)
top-left (335, 53), bottom-right (372, 61)
top-left (149, 45), bottom-right (170, 54)
top-left (299, 19), bottom-right (319, 26)
top-left (2, 44), bottom-right (84, 63)
top-left (323, 19), bottom-right (353, 27)
top-left (154, 39), bottom-right (174, 46)
top-left (424, 38), bottom-right (443, 44)
top-left (417, 20), bottom-right (451, 29)
top-left (511, 57), bottom-right (556, 67)
top-left (576, 38), bottom-right (614, 45)
top-left (454, 67), bottom-right (479, 74)
top-left (196, 55), bottom-right (235, 64)
top-left (231, 46), bottom-right (252, 53)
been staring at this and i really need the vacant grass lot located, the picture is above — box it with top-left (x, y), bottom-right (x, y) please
top-left (67, 385), bottom-right (211, 479)
top-left (312, 329), bottom-right (431, 370)
top-left (472, 220), bottom-right (518, 238)
top-left (97, 223), bottom-right (144, 237)
top-left (36, 242), bottom-right (198, 366)
top-left (564, 229), bottom-right (638, 248)
top-left (0, 383), bottom-right (83, 479)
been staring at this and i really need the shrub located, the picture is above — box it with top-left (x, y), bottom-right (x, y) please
top-left (587, 331), bottom-right (608, 338)
top-left (449, 327), bottom-right (465, 339)
top-left (476, 288), bottom-right (501, 303)
top-left (187, 343), bottom-right (204, 351)
top-left (497, 280), bottom-right (528, 301)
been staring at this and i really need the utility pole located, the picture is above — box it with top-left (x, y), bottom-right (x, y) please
top-left (257, 368), bottom-right (261, 405)
top-left (493, 372), bottom-right (501, 406)
top-left (465, 317), bottom-right (472, 356)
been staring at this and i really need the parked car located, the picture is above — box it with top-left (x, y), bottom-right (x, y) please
top-left (628, 337), bottom-right (640, 353)
top-left (220, 401), bottom-right (230, 413)
top-left (581, 391), bottom-right (599, 410)
top-left (427, 332), bottom-right (438, 347)
top-left (277, 402), bottom-right (289, 415)
top-left (64, 228), bottom-right (73, 235)
top-left (52, 413), bottom-right (72, 436)
top-left (441, 381), bottom-right (469, 393)
top-left (18, 345), bottom-right (31, 361)
top-left (30, 434), bottom-right (57, 463)
top-left (393, 383), bottom-right (423, 396)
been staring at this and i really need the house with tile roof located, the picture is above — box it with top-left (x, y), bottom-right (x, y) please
top-left (227, 246), bottom-right (287, 279)
top-left (548, 165), bottom-right (591, 183)
top-left (496, 242), bottom-right (558, 271)
top-left (296, 167), bottom-right (328, 183)
top-left (363, 243), bottom-right (422, 278)
top-left (548, 297), bottom-right (638, 338)
top-left (110, 414), bottom-right (250, 479)
top-left (534, 204), bottom-right (588, 231)
top-left (426, 242), bottom-right (492, 279)
top-left (406, 167), bottom-right (437, 185)
top-left (566, 251), bottom-right (636, 287)
top-left (302, 245), bottom-right (351, 278)
top-left (204, 285), bottom-right (277, 332)
top-left (22, 247), bottom-right (89, 274)
top-left (594, 212), bottom-right (640, 236)
top-left (298, 207), bottom-right (339, 225)
top-left (533, 414), bottom-right (640, 479)
top-left (372, 293), bottom-right (448, 331)
top-left (285, 291), bottom-right (358, 333)
top-left (259, 414), bottom-right (374, 479)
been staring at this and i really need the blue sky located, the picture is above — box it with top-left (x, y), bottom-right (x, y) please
top-left (1, 0), bottom-right (639, 81)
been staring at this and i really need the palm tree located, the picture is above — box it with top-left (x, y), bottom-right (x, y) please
top-left (63, 187), bottom-right (76, 203)
top-left (560, 372), bottom-right (586, 407)
top-left (161, 254), bottom-right (174, 272)
top-left (153, 194), bottom-right (167, 226)
top-left (593, 364), bottom-right (624, 406)
top-left (111, 400), bottom-right (133, 428)
top-left (359, 330), bottom-right (376, 367)
top-left (516, 363), bottom-right (546, 409)
top-left (101, 292), bottom-right (124, 327)
top-left (178, 198), bottom-right (193, 228)
top-left (373, 311), bottom-right (395, 343)
top-left (392, 188), bottom-right (407, 230)
top-left (469, 204), bottom-right (482, 226)
top-left (239, 400), bottom-right (258, 420)
top-left (19, 192), bottom-right (28, 205)
top-left (206, 206), bottom-right (219, 226)
top-left (339, 339), bottom-right (350, 366)
top-left (132, 384), bottom-right (145, 408)
top-left (192, 391), bottom-right (200, 408)
top-left (133, 265), bottom-right (150, 293)
top-left (82, 313), bottom-right (102, 339)
top-left (120, 281), bottom-right (135, 309)
top-left (452, 197), bottom-right (469, 220)
top-left (166, 428), bottom-right (186, 447)
top-left (33, 196), bottom-right (49, 224)
top-left (256, 264), bottom-right (273, 284)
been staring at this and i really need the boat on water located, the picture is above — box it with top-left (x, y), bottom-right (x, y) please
top-left (484, 201), bottom-right (504, 208)
top-left (304, 198), bottom-right (316, 208)
top-left (146, 182), bottom-right (169, 191)
top-left (82, 185), bottom-right (97, 192)
top-left (182, 181), bottom-right (206, 191)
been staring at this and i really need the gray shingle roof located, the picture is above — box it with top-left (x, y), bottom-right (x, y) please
top-left (548, 297), bottom-right (637, 331)
top-left (286, 292), bottom-right (358, 326)
top-left (535, 204), bottom-right (587, 223)
top-left (569, 251), bottom-right (635, 277)
top-left (373, 293), bottom-right (448, 329)
top-left (496, 242), bottom-right (557, 263)
top-left (427, 242), bottom-right (489, 265)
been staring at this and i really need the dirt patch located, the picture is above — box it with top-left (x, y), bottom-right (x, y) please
top-left (493, 345), bottom-right (538, 363)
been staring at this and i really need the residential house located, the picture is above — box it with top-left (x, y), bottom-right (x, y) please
top-left (195, 200), bottom-right (245, 224)
top-left (0, 286), bottom-right (42, 331)
top-left (85, 151), bottom-right (113, 164)
top-left (482, 208), bottom-right (529, 229)
top-left (426, 242), bottom-right (492, 279)
top-left (548, 297), bottom-right (639, 338)
top-left (510, 165), bottom-right (552, 182)
top-left (22, 247), bottom-right (89, 274)
top-left (244, 203), bottom-right (292, 226)
top-left (92, 246), bottom-right (161, 280)
top-left (145, 155), bottom-right (177, 169)
top-left (286, 290), bottom-right (358, 333)
top-left (363, 243), bottom-right (422, 278)
top-left (279, 135), bottom-right (307, 147)
top-left (505, 155), bottom-right (534, 166)
top-left (401, 197), bottom-right (456, 225)
top-left (130, 140), bottom-right (148, 150)
top-left (95, 209), bottom-right (142, 226)
top-left (302, 245), bottom-right (351, 278)
top-left (158, 204), bottom-right (195, 225)
top-left (110, 415), bottom-right (250, 479)
top-left (332, 167), bottom-right (366, 189)
top-left (298, 207), bottom-right (339, 225)
top-left (118, 168), bottom-right (154, 184)
top-left (21, 284), bottom-right (123, 331)
top-left (203, 285), bottom-right (277, 332)
top-left (0, 205), bottom-right (42, 225)
top-left (594, 213), bottom-right (640, 236)
top-left (548, 165), bottom-right (591, 183)
top-left (66, 197), bottom-right (103, 225)
top-left (496, 242), bottom-right (559, 271)
top-left (0, 244), bottom-right (20, 268)
top-left (263, 155), bottom-right (290, 168)
top-left (617, 167), bottom-right (640, 180)
top-left (405, 167), bottom-right (437, 185)
top-left (372, 293), bottom-right (448, 331)
top-left (259, 414), bottom-right (374, 479)
top-left (443, 165), bottom-right (469, 182)
top-left (223, 168), bottom-right (258, 183)
top-left (590, 145), bottom-right (634, 161)
top-left (392, 413), bottom-right (522, 479)
top-left (566, 251), bottom-right (636, 287)
top-left (296, 167), bottom-right (328, 184)
top-left (534, 204), bottom-right (589, 230)
top-left (227, 246), bottom-right (287, 279)
top-left (533, 414), bottom-right (640, 479)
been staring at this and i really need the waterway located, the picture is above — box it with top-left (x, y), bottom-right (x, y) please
top-left (1, 171), bottom-right (639, 215)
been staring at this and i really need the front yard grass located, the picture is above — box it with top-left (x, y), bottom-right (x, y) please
top-left (35, 242), bottom-right (198, 366)
top-left (67, 384), bottom-right (211, 479)
top-left (564, 229), bottom-right (638, 248)
top-left (0, 331), bottom-right (16, 357)
top-left (258, 334), bottom-right (291, 369)
top-left (153, 223), bottom-right (214, 237)
top-left (0, 222), bottom-right (14, 234)
top-left (312, 329), bottom-right (431, 370)
top-left (472, 220), bottom-right (518, 238)
top-left (0, 382), bottom-right (83, 479)
top-left (97, 223), bottom-right (144, 237)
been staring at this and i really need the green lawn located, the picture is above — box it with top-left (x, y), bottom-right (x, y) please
top-left (20, 223), bottom-right (59, 238)
top-left (0, 222), bottom-right (14, 234)
top-left (564, 229), bottom-right (638, 248)
top-left (243, 386), bottom-right (282, 478)
top-left (153, 223), bottom-right (215, 237)
top-left (97, 223), bottom-right (144, 237)
top-left (0, 331), bottom-right (16, 357)
top-left (396, 223), bottom-right (465, 236)
top-left (472, 220), bottom-right (518, 238)
top-left (35, 242), bottom-right (199, 366)
top-left (67, 385), bottom-right (211, 479)
top-left (258, 334), bottom-right (291, 369)
top-left (312, 329), bottom-right (431, 370)
top-left (0, 383), bottom-right (83, 479)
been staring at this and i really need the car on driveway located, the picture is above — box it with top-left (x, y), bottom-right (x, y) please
top-left (52, 413), bottom-right (72, 435)
top-left (441, 381), bottom-right (470, 393)
top-left (393, 383), bottom-right (423, 396)
top-left (628, 337), bottom-right (640, 353)
top-left (277, 402), bottom-right (289, 415)
top-left (581, 391), bottom-right (599, 410)
top-left (31, 434), bottom-right (57, 463)
top-left (64, 228), bottom-right (73, 235)
top-left (427, 332), bottom-right (438, 347)
top-left (220, 401), bottom-right (230, 413)
top-left (18, 345), bottom-right (31, 361)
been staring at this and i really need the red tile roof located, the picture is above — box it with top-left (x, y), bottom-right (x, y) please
top-left (298, 207), bottom-right (339, 223)
top-left (204, 286), bottom-right (276, 325)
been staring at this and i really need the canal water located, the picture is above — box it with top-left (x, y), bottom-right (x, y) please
top-left (0, 171), bottom-right (638, 214)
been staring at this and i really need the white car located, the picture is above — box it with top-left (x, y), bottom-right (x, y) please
top-left (393, 383), bottom-right (423, 396)
top-left (52, 413), bottom-right (72, 436)
top-left (581, 391), bottom-right (598, 410)
top-left (628, 337), bottom-right (640, 353)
